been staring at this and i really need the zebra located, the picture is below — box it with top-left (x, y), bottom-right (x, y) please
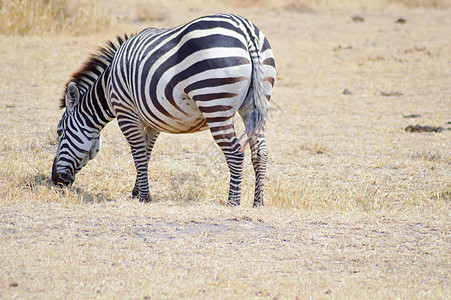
top-left (51, 13), bottom-right (276, 207)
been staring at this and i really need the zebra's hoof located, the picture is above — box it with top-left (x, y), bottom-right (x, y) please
top-left (253, 201), bottom-right (264, 208)
top-left (138, 194), bottom-right (152, 203)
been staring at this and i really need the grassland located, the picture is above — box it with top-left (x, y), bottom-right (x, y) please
top-left (0, 0), bottom-right (450, 298)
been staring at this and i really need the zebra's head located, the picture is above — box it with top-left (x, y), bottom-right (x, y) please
top-left (52, 82), bottom-right (101, 186)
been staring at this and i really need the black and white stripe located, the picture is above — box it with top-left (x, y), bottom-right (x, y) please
top-left (52, 14), bottom-right (276, 207)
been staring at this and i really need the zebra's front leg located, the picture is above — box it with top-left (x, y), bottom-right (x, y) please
top-left (117, 115), bottom-right (156, 202)
top-left (131, 128), bottom-right (160, 200)
top-left (132, 147), bottom-right (151, 202)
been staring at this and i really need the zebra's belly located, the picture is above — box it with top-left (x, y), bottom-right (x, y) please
top-left (139, 95), bottom-right (209, 134)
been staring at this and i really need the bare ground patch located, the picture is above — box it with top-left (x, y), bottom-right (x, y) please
top-left (0, 202), bottom-right (449, 298)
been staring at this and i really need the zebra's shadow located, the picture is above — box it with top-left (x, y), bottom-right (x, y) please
top-left (26, 173), bottom-right (113, 203)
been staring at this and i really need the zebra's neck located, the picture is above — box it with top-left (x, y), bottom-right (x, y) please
top-left (63, 35), bottom-right (130, 131)
top-left (78, 66), bottom-right (116, 131)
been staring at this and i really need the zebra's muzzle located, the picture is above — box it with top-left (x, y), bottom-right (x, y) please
top-left (51, 157), bottom-right (74, 186)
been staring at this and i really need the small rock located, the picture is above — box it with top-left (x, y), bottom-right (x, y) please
top-left (352, 16), bottom-right (364, 22)
top-left (395, 18), bottom-right (407, 24)
top-left (380, 91), bottom-right (404, 97)
top-left (334, 45), bottom-right (352, 51)
top-left (403, 114), bottom-right (422, 119)
top-left (343, 89), bottom-right (352, 95)
top-left (405, 124), bottom-right (445, 133)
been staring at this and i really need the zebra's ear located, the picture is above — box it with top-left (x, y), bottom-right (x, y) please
top-left (65, 82), bottom-right (80, 111)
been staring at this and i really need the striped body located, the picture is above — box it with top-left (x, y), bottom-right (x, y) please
top-left (52, 14), bottom-right (276, 206)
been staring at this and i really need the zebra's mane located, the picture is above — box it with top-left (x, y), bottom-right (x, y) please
top-left (59, 34), bottom-right (132, 109)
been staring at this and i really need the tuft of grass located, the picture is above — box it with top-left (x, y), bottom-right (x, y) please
top-left (411, 150), bottom-right (444, 162)
top-left (0, 0), bottom-right (111, 35)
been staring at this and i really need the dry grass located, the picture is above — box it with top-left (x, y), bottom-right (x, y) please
top-left (0, 0), bottom-right (111, 35)
top-left (0, 0), bottom-right (450, 298)
top-left (1, 0), bottom-right (448, 37)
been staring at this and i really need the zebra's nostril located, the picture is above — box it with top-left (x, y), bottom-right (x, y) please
top-left (51, 157), bottom-right (75, 186)
top-left (55, 173), bottom-right (74, 186)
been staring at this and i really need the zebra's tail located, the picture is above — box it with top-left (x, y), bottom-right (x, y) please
top-left (239, 32), bottom-right (268, 152)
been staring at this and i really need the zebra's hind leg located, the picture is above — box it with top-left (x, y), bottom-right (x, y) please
top-left (249, 134), bottom-right (268, 207)
top-left (239, 109), bottom-right (268, 207)
top-left (208, 118), bottom-right (244, 206)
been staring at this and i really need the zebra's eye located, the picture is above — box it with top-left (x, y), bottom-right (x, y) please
top-left (57, 129), bottom-right (65, 140)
